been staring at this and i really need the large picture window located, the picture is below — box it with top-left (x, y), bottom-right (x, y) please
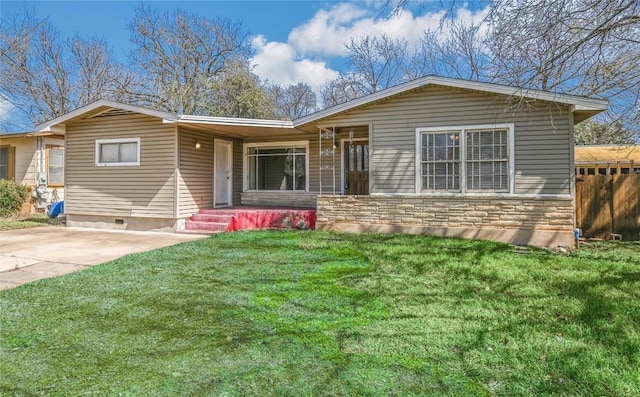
top-left (417, 124), bottom-right (514, 194)
top-left (244, 142), bottom-right (308, 191)
top-left (95, 138), bottom-right (140, 166)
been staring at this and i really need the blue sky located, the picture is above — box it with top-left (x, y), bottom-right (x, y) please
top-left (1, 0), bottom-right (489, 130)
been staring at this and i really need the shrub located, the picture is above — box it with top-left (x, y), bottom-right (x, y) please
top-left (0, 179), bottom-right (30, 218)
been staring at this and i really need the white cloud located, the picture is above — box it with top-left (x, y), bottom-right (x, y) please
top-left (249, 3), bottom-right (490, 98)
top-left (0, 99), bottom-right (14, 120)
top-left (250, 35), bottom-right (339, 96)
top-left (287, 2), bottom-right (489, 57)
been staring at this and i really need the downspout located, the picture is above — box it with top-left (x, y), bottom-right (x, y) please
top-left (33, 136), bottom-right (50, 209)
top-left (173, 125), bottom-right (181, 229)
top-left (36, 136), bottom-right (44, 180)
top-left (568, 106), bottom-right (578, 241)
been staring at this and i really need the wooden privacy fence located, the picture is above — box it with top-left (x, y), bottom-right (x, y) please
top-left (575, 174), bottom-right (640, 240)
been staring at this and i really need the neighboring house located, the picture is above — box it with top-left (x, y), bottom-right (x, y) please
top-left (575, 144), bottom-right (639, 175)
top-left (0, 131), bottom-right (65, 211)
top-left (35, 76), bottom-right (607, 247)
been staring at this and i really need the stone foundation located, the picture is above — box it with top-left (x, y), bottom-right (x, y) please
top-left (316, 195), bottom-right (575, 248)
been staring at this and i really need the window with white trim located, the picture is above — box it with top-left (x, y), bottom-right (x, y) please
top-left (46, 145), bottom-right (64, 186)
top-left (244, 142), bottom-right (308, 191)
top-left (417, 124), bottom-right (513, 193)
top-left (95, 138), bottom-right (140, 166)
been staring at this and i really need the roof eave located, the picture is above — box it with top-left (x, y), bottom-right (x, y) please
top-left (0, 130), bottom-right (65, 138)
top-left (36, 99), bottom-right (178, 131)
top-left (293, 75), bottom-right (609, 127)
top-left (175, 115), bottom-right (294, 129)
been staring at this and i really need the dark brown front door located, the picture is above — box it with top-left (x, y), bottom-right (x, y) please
top-left (344, 141), bottom-right (369, 195)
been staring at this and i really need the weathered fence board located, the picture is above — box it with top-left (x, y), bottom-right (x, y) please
top-left (575, 174), bottom-right (639, 240)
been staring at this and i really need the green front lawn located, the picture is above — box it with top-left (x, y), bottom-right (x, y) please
top-left (1, 231), bottom-right (638, 396)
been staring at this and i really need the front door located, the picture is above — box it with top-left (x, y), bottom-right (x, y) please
top-left (344, 140), bottom-right (369, 195)
top-left (214, 139), bottom-right (232, 206)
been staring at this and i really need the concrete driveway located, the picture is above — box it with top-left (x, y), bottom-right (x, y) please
top-left (0, 226), bottom-right (207, 290)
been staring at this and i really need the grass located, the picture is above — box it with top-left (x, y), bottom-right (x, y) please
top-left (0, 214), bottom-right (56, 230)
top-left (0, 231), bottom-right (638, 396)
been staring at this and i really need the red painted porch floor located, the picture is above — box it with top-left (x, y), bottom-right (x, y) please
top-left (182, 206), bottom-right (317, 234)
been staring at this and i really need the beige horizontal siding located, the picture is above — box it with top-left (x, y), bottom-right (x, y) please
top-left (65, 113), bottom-right (176, 218)
top-left (320, 86), bottom-right (573, 195)
top-left (177, 128), bottom-right (214, 217)
top-left (0, 137), bottom-right (36, 186)
top-left (176, 128), bottom-right (245, 217)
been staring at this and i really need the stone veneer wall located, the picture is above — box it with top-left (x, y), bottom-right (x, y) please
top-left (241, 192), bottom-right (317, 208)
top-left (316, 195), bottom-right (575, 248)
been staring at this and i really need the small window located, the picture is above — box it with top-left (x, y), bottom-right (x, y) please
top-left (46, 146), bottom-right (64, 186)
top-left (95, 138), bottom-right (140, 166)
top-left (0, 145), bottom-right (15, 180)
top-left (0, 147), bottom-right (8, 179)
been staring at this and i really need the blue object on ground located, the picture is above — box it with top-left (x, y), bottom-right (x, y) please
top-left (48, 201), bottom-right (64, 218)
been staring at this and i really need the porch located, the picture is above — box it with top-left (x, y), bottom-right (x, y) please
top-left (182, 206), bottom-right (317, 234)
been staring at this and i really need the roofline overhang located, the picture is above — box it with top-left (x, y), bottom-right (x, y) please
top-left (171, 115), bottom-right (294, 129)
top-left (32, 76), bottom-right (609, 134)
top-left (36, 99), bottom-right (178, 132)
top-left (293, 75), bottom-right (609, 127)
top-left (0, 130), bottom-right (65, 138)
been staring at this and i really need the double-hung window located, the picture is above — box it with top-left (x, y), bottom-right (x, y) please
top-left (417, 124), bottom-right (514, 194)
top-left (95, 138), bottom-right (140, 166)
top-left (244, 141), bottom-right (308, 191)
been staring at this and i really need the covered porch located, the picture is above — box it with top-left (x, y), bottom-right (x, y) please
top-left (175, 117), bottom-right (371, 232)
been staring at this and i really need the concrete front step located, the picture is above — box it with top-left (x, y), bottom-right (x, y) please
top-left (199, 209), bottom-right (239, 216)
top-left (191, 214), bottom-right (233, 223)
top-left (184, 221), bottom-right (229, 232)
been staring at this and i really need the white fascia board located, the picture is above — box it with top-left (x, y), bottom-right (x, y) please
top-left (36, 99), bottom-right (178, 131)
top-left (293, 75), bottom-right (608, 126)
top-left (176, 115), bottom-right (294, 129)
top-left (1, 129), bottom-right (65, 137)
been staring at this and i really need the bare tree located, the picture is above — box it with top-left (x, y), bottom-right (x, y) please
top-left (405, 20), bottom-right (488, 81)
top-left (0, 10), bottom-right (131, 125)
top-left (486, 0), bottom-right (640, 134)
top-left (345, 34), bottom-right (408, 94)
top-left (271, 83), bottom-right (317, 119)
top-left (69, 36), bottom-right (133, 106)
top-left (322, 34), bottom-right (408, 107)
top-left (320, 75), bottom-right (369, 108)
top-left (128, 5), bottom-right (251, 115)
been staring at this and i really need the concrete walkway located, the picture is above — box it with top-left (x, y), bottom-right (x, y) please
top-left (0, 226), bottom-right (207, 290)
